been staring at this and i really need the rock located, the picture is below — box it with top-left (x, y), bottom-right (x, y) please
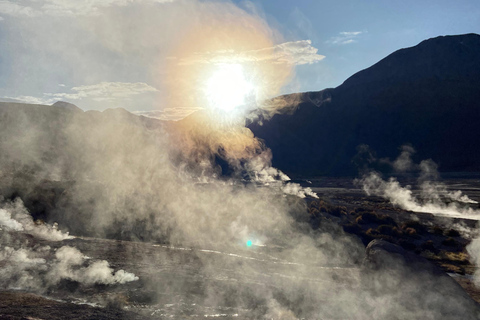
top-left (0, 290), bottom-right (153, 320)
top-left (365, 239), bottom-right (444, 275)
top-left (363, 239), bottom-right (480, 319)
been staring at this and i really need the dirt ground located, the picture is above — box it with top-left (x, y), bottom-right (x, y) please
top-left (304, 175), bottom-right (480, 304)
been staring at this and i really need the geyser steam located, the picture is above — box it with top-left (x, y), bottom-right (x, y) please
top-left (0, 1), bottom-right (479, 319)
top-left (356, 145), bottom-right (480, 220)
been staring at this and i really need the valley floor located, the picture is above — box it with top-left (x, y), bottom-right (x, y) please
top-left (2, 176), bottom-right (480, 319)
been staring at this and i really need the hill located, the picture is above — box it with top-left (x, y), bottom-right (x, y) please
top-left (248, 34), bottom-right (480, 176)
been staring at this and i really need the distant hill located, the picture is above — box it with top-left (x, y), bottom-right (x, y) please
top-left (0, 101), bottom-right (163, 170)
top-left (248, 34), bottom-right (480, 176)
top-left (0, 102), bottom-right (166, 234)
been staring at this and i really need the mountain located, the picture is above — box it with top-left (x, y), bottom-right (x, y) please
top-left (1, 33), bottom-right (479, 184)
top-left (0, 101), bottom-right (166, 235)
top-left (51, 101), bottom-right (84, 113)
top-left (248, 33), bottom-right (480, 176)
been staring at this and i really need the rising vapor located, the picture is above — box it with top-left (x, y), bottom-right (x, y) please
top-left (356, 146), bottom-right (480, 220)
top-left (0, 0), bottom-right (479, 319)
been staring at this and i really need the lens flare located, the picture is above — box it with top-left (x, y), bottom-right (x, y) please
top-left (165, 7), bottom-right (293, 120)
top-left (205, 64), bottom-right (253, 111)
top-left (246, 240), bottom-right (253, 247)
top-left (164, 4), bottom-right (293, 160)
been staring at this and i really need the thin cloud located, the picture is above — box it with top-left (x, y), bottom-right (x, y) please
top-left (0, 0), bottom-right (174, 18)
top-left (327, 31), bottom-right (364, 45)
top-left (339, 31), bottom-right (362, 36)
top-left (289, 7), bottom-right (317, 42)
top-left (42, 0), bottom-right (175, 16)
top-left (45, 82), bottom-right (158, 102)
top-left (133, 107), bottom-right (202, 121)
top-left (0, 1), bottom-right (38, 18)
top-left (0, 95), bottom-right (55, 105)
top-left (179, 40), bottom-right (325, 66)
top-left (3, 82), bottom-right (158, 106)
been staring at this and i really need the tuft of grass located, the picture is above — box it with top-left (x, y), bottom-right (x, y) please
top-left (442, 237), bottom-right (460, 247)
top-left (356, 211), bottom-right (396, 226)
top-left (441, 251), bottom-right (469, 263)
top-left (431, 225), bottom-right (444, 235)
top-left (421, 240), bottom-right (436, 252)
top-left (446, 229), bottom-right (461, 237)
top-left (401, 220), bottom-right (428, 235)
top-left (376, 224), bottom-right (400, 236)
top-left (398, 239), bottom-right (417, 251)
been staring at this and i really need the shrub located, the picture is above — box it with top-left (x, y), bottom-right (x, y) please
top-left (308, 207), bottom-right (320, 217)
top-left (446, 229), bottom-right (461, 237)
top-left (421, 240), bottom-right (436, 252)
top-left (380, 215), bottom-right (396, 226)
top-left (399, 239), bottom-right (417, 251)
top-left (442, 237), bottom-right (459, 247)
top-left (308, 201), bottom-right (346, 217)
top-left (343, 224), bottom-right (363, 236)
top-left (365, 228), bottom-right (396, 242)
top-left (329, 206), bottom-right (347, 217)
top-left (377, 224), bottom-right (400, 236)
top-left (356, 211), bottom-right (396, 226)
top-left (431, 226), bottom-right (444, 235)
top-left (404, 227), bottom-right (417, 236)
top-left (401, 220), bottom-right (427, 234)
top-left (356, 212), bottom-right (382, 224)
top-left (355, 207), bottom-right (369, 214)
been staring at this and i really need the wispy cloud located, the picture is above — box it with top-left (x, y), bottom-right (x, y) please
top-left (179, 40), bottom-right (325, 66)
top-left (43, 0), bottom-right (175, 16)
top-left (0, 0), bottom-right (174, 18)
top-left (0, 95), bottom-right (55, 105)
top-left (339, 31), bottom-right (362, 36)
top-left (0, 1), bottom-right (38, 18)
top-left (2, 82), bottom-right (158, 106)
top-left (45, 82), bottom-right (158, 102)
top-left (133, 107), bottom-right (202, 121)
top-left (327, 31), bottom-right (364, 45)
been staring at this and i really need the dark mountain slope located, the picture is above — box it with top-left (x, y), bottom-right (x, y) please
top-left (249, 34), bottom-right (480, 176)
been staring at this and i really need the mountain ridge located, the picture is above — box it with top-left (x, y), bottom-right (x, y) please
top-left (248, 33), bottom-right (480, 176)
top-left (1, 34), bottom-right (479, 177)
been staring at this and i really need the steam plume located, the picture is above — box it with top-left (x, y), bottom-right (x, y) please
top-left (0, 1), bottom-right (479, 318)
top-left (357, 146), bottom-right (480, 219)
top-left (0, 198), bottom-right (71, 241)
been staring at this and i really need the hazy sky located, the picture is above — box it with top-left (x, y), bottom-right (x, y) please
top-left (0, 0), bottom-right (478, 119)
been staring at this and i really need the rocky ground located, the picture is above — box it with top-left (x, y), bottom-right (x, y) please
top-left (0, 291), bottom-right (153, 320)
top-left (304, 175), bottom-right (480, 303)
top-left (1, 176), bottom-right (480, 319)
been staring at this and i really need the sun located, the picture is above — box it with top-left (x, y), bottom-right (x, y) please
top-left (205, 64), bottom-right (254, 112)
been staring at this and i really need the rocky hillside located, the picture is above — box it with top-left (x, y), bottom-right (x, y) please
top-left (249, 34), bottom-right (480, 176)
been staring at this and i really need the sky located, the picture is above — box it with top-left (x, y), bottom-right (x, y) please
top-left (0, 0), bottom-right (479, 120)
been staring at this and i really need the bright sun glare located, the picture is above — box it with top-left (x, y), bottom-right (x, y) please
top-left (205, 64), bottom-right (253, 111)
